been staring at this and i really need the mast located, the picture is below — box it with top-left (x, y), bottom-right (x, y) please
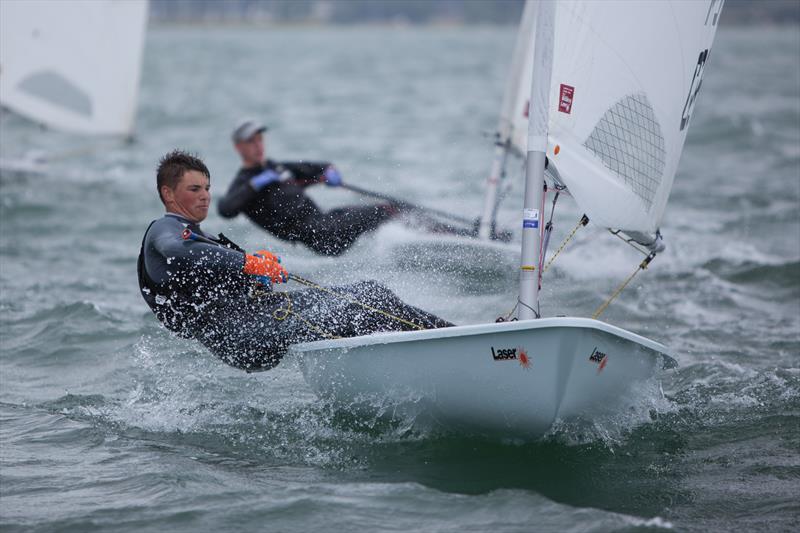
top-left (518, 0), bottom-right (555, 320)
top-left (477, 142), bottom-right (508, 240)
top-left (478, 0), bottom-right (536, 241)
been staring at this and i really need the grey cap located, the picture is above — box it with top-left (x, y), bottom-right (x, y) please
top-left (231, 118), bottom-right (267, 143)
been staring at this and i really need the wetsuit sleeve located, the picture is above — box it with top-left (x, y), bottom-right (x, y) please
top-left (281, 161), bottom-right (330, 187)
top-left (217, 173), bottom-right (258, 218)
top-left (151, 225), bottom-right (245, 279)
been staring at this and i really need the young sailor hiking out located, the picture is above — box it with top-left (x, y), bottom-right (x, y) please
top-left (218, 119), bottom-right (402, 256)
top-left (139, 150), bottom-right (451, 371)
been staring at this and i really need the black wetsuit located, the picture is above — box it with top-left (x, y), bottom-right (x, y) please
top-left (138, 214), bottom-right (451, 371)
top-left (217, 159), bottom-right (395, 256)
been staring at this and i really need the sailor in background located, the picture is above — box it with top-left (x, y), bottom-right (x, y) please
top-left (139, 150), bottom-right (450, 371)
top-left (218, 119), bottom-right (400, 256)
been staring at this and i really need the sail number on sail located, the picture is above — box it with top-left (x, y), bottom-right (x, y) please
top-left (681, 0), bottom-right (724, 131)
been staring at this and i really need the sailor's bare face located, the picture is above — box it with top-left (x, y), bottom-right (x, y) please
top-left (235, 132), bottom-right (265, 168)
top-left (162, 170), bottom-right (211, 223)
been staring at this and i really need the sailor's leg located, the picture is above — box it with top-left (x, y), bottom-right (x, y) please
top-left (287, 281), bottom-right (453, 338)
top-left (299, 205), bottom-right (397, 256)
top-left (194, 294), bottom-right (328, 372)
top-left (325, 204), bottom-right (397, 235)
top-left (340, 280), bottom-right (454, 330)
top-left (196, 283), bottom-right (453, 372)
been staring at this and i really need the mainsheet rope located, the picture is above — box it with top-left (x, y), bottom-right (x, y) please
top-left (286, 274), bottom-right (428, 332)
top-left (270, 290), bottom-right (341, 340)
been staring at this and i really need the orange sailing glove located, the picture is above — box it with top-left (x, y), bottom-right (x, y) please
top-left (243, 250), bottom-right (288, 284)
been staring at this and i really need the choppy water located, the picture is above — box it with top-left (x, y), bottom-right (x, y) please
top-left (1, 25), bottom-right (799, 532)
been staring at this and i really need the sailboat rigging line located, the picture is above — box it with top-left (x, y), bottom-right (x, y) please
top-left (539, 190), bottom-right (561, 275)
top-left (498, 301), bottom-right (519, 322)
top-left (592, 252), bottom-right (657, 319)
top-left (517, 299), bottom-right (540, 319)
top-left (542, 214), bottom-right (589, 274)
top-left (488, 137), bottom-right (511, 228)
top-left (287, 274), bottom-right (427, 331)
top-left (608, 229), bottom-right (651, 256)
top-left (271, 291), bottom-right (341, 340)
top-left (501, 210), bottom-right (585, 320)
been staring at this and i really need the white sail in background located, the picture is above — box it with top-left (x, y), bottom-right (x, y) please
top-left (477, 0), bottom-right (537, 240)
top-left (517, 0), bottom-right (723, 237)
top-left (0, 0), bottom-right (148, 136)
top-left (497, 0), bottom-right (537, 155)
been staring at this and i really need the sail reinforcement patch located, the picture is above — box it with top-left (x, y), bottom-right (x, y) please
top-left (17, 70), bottom-right (93, 117)
top-left (583, 93), bottom-right (665, 209)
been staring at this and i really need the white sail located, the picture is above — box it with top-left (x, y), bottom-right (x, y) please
top-left (0, 0), bottom-right (148, 136)
top-left (477, 0), bottom-right (536, 240)
top-left (547, 0), bottom-right (723, 235)
top-left (498, 0), bottom-right (537, 154)
top-left (516, 0), bottom-right (723, 236)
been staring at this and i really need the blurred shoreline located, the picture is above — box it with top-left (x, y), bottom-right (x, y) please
top-left (148, 20), bottom-right (800, 30)
top-left (150, 0), bottom-right (800, 27)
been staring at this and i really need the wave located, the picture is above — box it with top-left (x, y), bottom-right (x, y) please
top-left (701, 258), bottom-right (800, 289)
top-left (0, 301), bottom-right (136, 367)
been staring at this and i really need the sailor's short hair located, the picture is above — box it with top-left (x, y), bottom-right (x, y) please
top-left (156, 150), bottom-right (210, 203)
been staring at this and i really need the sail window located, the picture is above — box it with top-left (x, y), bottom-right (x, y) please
top-left (583, 93), bottom-right (665, 209)
top-left (17, 70), bottom-right (93, 117)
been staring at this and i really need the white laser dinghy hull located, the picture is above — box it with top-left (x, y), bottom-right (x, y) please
top-left (291, 318), bottom-right (674, 438)
top-left (291, 0), bottom-right (720, 439)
